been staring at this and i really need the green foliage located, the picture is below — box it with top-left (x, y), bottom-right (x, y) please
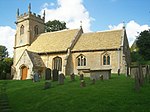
top-left (45, 20), bottom-right (67, 32)
top-left (0, 45), bottom-right (13, 79)
top-left (3, 75), bottom-right (150, 112)
top-left (136, 30), bottom-right (150, 61)
top-left (0, 45), bottom-right (8, 59)
top-left (130, 51), bottom-right (144, 64)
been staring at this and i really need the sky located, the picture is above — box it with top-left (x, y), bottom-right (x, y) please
top-left (0, 0), bottom-right (150, 57)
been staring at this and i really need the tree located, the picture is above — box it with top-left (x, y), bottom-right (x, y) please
top-left (136, 30), bottom-right (150, 61)
top-left (0, 45), bottom-right (13, 79)
top-left (0, 45), bottom-right (8, 59)
top-left (45, 20), bottom-right (67, 32)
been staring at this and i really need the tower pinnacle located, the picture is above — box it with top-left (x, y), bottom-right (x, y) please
top-left (28, 3), bottom-right (31, 13)
top-left (17, 8), bottom-right (19, 17)
top-left (43, 10), bottom-right (45, 21)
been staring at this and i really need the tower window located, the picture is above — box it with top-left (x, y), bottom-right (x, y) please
top-left (20, 25), bottom-right (24, 35)
top-left (77, 54), bottom-right (86, 66)
top-left (34, 25), bottom-right (39, 36)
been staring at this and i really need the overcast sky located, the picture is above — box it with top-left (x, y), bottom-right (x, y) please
top-left (0, 0), bottom-right (150, 57)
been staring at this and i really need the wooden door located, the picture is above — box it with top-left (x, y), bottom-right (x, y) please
top-left (21, 66), bottom-right (28, 80)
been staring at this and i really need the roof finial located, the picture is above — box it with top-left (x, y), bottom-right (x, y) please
top-left (17, 8), bottom-right (19, 17)
top-left (28, 3), bottom-right (31, 13)
top-left (80, 21), bottom-right (82, 28)
top-left (123, 21), bottom-right (125, 29)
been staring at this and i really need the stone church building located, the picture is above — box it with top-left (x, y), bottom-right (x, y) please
top-left (12, 4), bottom-right (130, 80)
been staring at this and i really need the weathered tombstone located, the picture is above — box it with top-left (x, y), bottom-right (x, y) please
top-left (58, 73), bottom-right (65, 85)
top-left (80, 80), bottom-right (86, 87)
top-left (118, 69), bottom-right (120, 76)
top-left (100, 75), bottom-right (103, 80)
top-left (52, 69), bottom-right (58, 81)
top-left (45, 68), bottom-right (51, 80)
top-left (135, 68), bottom-right (140, 92)
top-left (80, 74), bottom-right (84, 80)
top-left (33, 71), bottom-right (39, 82)
top-left (70, 73), bottom-right (75, 81)
top-left (43, 81), bottom-right (51, 90)
top-left (139, 65), bottom-right (144, 86)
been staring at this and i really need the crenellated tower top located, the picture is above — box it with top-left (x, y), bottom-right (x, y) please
top-left (16, 3), bottom-right (45, 24)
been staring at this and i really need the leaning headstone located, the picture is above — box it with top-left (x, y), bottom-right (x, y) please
top-left (70, 73), bottom-right (75, 81)
top-left (80, 80), bottom-right (86, 87)
top-left (45, 68), bottom-right (51, 80)
top-left (33, 72), bottom-right (39, 82)
top-left (58, 73), bottom-right (65, 85)
top-left (52, 69), bottom-right (58, 81)
top-left (80, 74), bottom-right (84, 80)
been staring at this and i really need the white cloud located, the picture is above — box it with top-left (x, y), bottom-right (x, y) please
top-left (108, 20), bottom-right (150, 47)
top-left (0, 26), bottom-right (15, 57)
top-left (40, 0), bottom-right (94, 32)
top-left (42, 2), bottom-right (55, 9)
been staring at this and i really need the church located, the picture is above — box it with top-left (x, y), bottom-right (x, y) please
top-left (12, 4), bottom-right (131, 80)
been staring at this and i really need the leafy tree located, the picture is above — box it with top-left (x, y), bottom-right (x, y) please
top-left (136, 30), bottom-right (150, 61)
top-left (0, 45), bottom-right (13, 79)
top-left (45, 20), bottom-right (67, 32)
top-left (0, 45), bottom-right (8, 59)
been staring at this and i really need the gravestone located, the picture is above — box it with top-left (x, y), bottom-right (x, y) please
top-left (80, 80), bottom-right (86, 87)
top-left (58, 73), bottom-right (65, 85)
top-left (33, 71), bottom-right (39, 82)
top-left (139, 65), bottom-right (144, 86)
top-left (100, 75), bottom-right (103, 80)
top-left (43, 81), bottom-right (51, 90)
top-left (80, 74), bottom-right (84, 80)
top-left (135, 68), bottom-right (140, 92)
top-left (70, 73), bottom-right (75, 81)
top-left (52, 69), bottom-right (58, 81)
top-left (45, 68), bottom-right (51, 80)
top-left (118, 69), bottom-right (120, 76)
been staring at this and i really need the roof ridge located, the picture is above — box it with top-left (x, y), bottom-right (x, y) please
top-left (83, 29), bottom-right (123, 35)
top-left (39, 28), bottom-right (79, 36)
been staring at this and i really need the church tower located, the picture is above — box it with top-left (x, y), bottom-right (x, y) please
top-left (13, 3), bottom-right (45, 65)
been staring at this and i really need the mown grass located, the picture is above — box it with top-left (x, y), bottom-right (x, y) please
top-left (1, 74), bottom-right (150, 112)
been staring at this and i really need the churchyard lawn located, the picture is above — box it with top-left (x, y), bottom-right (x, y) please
top-left (1, 74), bottom-right (150, 112)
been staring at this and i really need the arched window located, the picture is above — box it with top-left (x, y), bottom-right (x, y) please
top-left (103, 54), bottom-right (110, 65)
top-left (77, 54), bottom-right (86, 66)
top-left (107, 56), bottom-right (110, 65)
top-left (53, 57), bottom-right (62, 71)
top-left (34, 25), bottom-right (39, 36)
top-left (103, 55), bottom-right (106, 65)
top-left (20, 25), bottom-right (24, 35)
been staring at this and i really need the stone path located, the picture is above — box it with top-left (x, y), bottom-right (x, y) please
top-left (0, 82), bottom-right (13, 112)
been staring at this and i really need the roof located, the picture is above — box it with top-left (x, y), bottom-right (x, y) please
top-left (26, 50), bottom-right (45, 67)
top-left (28, 29), bottom-right (79, 53)
top-left (72, 29), bottom-right (123, 51)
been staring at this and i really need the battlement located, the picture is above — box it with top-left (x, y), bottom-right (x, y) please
top-left (16, 3), bottom-right (45, 23)
top-left (17, 12), bottom-right (44, 21)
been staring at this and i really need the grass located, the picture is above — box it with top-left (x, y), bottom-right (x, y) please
top-left (1, 74), bottom-right (150, 112)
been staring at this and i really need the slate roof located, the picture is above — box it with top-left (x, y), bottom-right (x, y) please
top-left (72, 29), bottom-right (123, 51)
top-left (26, 50), bottom-right (45, 67)
top-left (28, 29), bottom-right (79, 53)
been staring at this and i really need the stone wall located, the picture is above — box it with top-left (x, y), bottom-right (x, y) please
top-left (71, 50), bottom-right (123, 74)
